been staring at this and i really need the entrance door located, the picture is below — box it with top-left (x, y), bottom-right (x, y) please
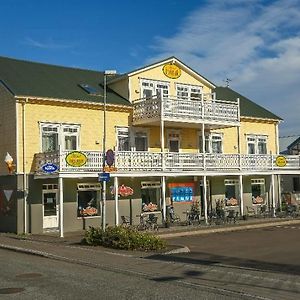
top-left (43, 190), bottom-right (58, 229)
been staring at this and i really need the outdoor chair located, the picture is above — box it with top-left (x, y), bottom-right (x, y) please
top-left (121, 215), bottom-right (130, 226)
top-left (246, 206), bottom-right (256, 217)
top-left (226, 210), bottom-right (238, 223)
top-left (167, 206), bottom-right (181, 224)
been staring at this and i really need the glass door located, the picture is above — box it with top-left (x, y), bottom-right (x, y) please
top-left (43, 190), bottom-right (58, 229)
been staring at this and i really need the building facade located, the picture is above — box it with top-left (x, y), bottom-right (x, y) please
top-left (0, 56), bottom-right (298, 236)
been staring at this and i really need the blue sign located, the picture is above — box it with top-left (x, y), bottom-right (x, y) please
top-left (98, 172), bottom-right (110, 182)
top-left (42, 163), bottom-right (58, 173)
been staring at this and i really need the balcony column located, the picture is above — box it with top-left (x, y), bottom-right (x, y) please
top-left (271, 174), bottom-right (276, 217)
top-left (202, 124), bottom-right (206, 170)
top-left (278, 175), bottom-right (282, 211)
top-left (58, 176), bottom-right (64, 238)
top-left (161, 176), bottom-right (166, 222)
top-left (160, 98), bottom-right (165, 170)
top-left (203, 175), bottom-right (208, 224)
top-left (114, 176), bottom-right (119, 226)
top-left (239, 175), bottom-right (244, 217)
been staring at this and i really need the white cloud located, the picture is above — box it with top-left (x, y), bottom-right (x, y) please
top-left (23, 37), bottom-right (73, 50)
top-left (148, 0), bottom-right (300, 136)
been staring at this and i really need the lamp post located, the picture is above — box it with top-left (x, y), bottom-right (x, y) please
top-left (102, 70), bottom-right (116, 232)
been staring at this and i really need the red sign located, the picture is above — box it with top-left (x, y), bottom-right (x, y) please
top-left (111, 184), bottom-right (134, 197)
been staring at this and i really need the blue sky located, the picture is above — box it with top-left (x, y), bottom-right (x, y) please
top-left (1, 0), bottom-right (300, 143)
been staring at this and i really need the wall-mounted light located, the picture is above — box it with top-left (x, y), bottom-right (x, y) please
top-left (5, 152), bottom-right (15, 174)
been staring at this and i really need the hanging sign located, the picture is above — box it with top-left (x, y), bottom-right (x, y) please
top-left (275, 155), bottom-right (287, 167)
top-left (162, 63), bottom-right (181, 79)
top-left (111, 184), bottom-right (134, 197)
top-left (66, 151), bottom-right (87, 167)
top-left (42, 163), bottom-right (58, 173)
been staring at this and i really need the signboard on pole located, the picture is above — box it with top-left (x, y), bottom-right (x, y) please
top-left (98, 172), bottom-right (110, 182)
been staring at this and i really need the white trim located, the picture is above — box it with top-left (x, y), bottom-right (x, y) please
top-left (127, 57), bottom-right (216, 88)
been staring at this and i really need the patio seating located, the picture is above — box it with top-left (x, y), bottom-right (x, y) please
top-left (167, 205), bottom-right (181, 224)
top-left (246, 206), bottom-right (256, 217)
top-left (226, 210), bottom-right (238, 223)
top-left (121, 215), bottom-right (130, 226)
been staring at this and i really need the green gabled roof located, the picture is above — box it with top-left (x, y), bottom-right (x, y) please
top-left (214, 86), bottom-right (282, 120)
top-left (0, 56), bottom-right (131, 107)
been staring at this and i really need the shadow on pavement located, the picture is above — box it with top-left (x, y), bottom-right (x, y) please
top-left (146, 251), bottom-right (300, 276)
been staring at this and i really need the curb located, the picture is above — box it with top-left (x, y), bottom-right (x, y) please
top-left (157, 219), bottom-right (300, 238)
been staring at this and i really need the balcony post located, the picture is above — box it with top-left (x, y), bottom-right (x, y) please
top-left (239, 175), bottom-right (244, 217)
top-left (114, 176), bottom-right (119, 226)
top-left (202, 124), bottom-right (206, 170)
top-left (161, 176), bottom-right (166, 222)
top-left (271, 174), bottom-right (276, 217)
top-left (160, 96), bottom-right (165, 171)
top-left (203, 175), bottom-right (208, 224)
top-left (59, 176), bottom-right (64, 238)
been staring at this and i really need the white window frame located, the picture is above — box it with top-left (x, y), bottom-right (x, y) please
top-left (140, 79), bottom-right (169, 100)
top-left (246, 134), bottom-right (268, 154)
top-left (176, 83), bottom-right (203, 100)
top-left (40, 122), bottom-right (80, 152)
top-left (198, 132), bottom-right (223, 153)
top-left (167, 130), bottom-right (181, 152)
top-left (132, 128), bottom-right (149, 151)
top-left (116, 126), bottom-right (130, 151)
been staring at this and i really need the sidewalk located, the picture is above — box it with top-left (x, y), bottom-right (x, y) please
top-left (1, 216), bottom-right (300, 261)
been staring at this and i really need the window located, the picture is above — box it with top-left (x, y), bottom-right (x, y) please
top-left (211, 135), bottom-right (222, 153)
top-left (141, 181), bottom-right (161, 211)
top-left (77, 183), bottom-right (101, 218)
top-left (42, 125), bottom-right (59, 152)
top-left (141, 79), bottom-right (169, 100)
top-left (247, 135), bottom-right (267, 154)
top-left (63, 126), bottom-right (79, 150)
top-left (224, 179), bottom-right (239, 205)
top-left (168, 132), bottom-right (180, 152)
top-left (176, 84), bottom-right (202, 100)
top-left (41, 123), bottom-right (80, 152)
top-left (199, 133), bottom-right (222, 153)
top-left (251, 179), bottom-right (265, 204)
top-left (116, 127), bottom-right (130, 151)
top-left (134, 131), bottom-right (148, 151)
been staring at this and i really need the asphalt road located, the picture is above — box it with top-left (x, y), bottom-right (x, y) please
top-left (0, 248), bottom-right (245, 300)
top-left (163, 224), bottom-right (300, 274)
top-left (1, 224), bottom-right (300, 299)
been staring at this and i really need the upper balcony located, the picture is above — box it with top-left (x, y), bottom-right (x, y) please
top-left (34, 150), bottom-right (300, 177)
top-left (132, 93), bottom-right (240, 128)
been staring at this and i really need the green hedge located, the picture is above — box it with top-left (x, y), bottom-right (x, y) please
top-left (83, 226), bottom-right (166, 251)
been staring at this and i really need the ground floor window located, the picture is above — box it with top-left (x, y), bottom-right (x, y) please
top-left (77, 183), bottom-right (101, 217)
top-left (141, 181), bottom-right (161, 211)
top-left (251, 179), bottom-right (265, 204)
top-left (224, 179), bottom-right (239, 206)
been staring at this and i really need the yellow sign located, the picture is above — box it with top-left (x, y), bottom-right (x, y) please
top-left (275, 155), bottom-right (287, 167)
top-left (162, 63), bottom-right (181, 79)
top-left (65, 151), bottom-right (87, 167)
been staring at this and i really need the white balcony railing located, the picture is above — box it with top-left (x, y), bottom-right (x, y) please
top-left (34, 151), bottom-right (300, 175)
top-left (132, 94), bottom-right (239, 125)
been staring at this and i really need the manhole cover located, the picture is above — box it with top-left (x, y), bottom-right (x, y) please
top-left (0, 288), bottom-right (25, 294)
top-left (16, 273), bottom-right (43, 279)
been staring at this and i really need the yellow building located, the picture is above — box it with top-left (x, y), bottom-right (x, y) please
top-left (0, 56), bottom-right (296, 235)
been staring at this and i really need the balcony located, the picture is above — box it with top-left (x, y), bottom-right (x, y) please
top-left (34, 151), bottom-right (300, 176)
top-left (132, 94), bottom-right (240, 127)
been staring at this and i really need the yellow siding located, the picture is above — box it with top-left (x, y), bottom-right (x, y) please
top-left (17, 101), bottom-right (130, 173)
top-left (0, 85), bottom-right (16, 175)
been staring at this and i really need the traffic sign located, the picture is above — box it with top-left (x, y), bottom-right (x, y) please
top-left (98, 172), bottom-right (110, 182)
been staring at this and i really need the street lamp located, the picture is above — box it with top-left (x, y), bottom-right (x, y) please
top-left (102, 70), bottom-right (116, 232)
